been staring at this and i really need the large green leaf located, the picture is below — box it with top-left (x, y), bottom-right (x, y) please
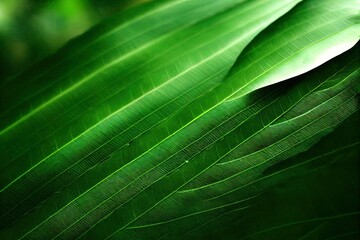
top-left (1, 0), bottom-right (359, 239)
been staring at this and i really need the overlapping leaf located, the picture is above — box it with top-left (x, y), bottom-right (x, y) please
top-left (0, 0), bottom-right (359, 239)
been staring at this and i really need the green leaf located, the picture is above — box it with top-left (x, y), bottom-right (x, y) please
top-left (1, 0), bottom-right (359, 239)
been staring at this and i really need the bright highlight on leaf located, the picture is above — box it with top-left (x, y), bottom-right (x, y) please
top-left (0, 0), bottom-right (359, 239)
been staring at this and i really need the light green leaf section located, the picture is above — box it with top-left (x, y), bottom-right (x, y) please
top-left (221, 0), bottom-right (360, 99)
top-left (0, 0), bottom-right (359, 239)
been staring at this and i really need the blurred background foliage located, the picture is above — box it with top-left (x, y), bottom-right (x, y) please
top-left (0, 0), bottom-right (143, 83)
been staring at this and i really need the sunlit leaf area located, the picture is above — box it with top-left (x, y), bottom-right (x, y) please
top-left (0, 0), bottom-right (359, 239)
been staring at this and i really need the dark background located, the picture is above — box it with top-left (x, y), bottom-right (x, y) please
top-left (0, 0), bottom-right (142, 83)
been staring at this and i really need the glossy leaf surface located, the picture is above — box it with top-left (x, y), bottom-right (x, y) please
top-left (1, 0), bottom-right (359, 239)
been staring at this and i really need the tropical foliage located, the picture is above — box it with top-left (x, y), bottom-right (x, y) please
top-left (1, 0), bottom-right (359, 239)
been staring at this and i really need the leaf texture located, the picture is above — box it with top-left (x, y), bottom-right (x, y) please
top-left (0, 0), bottom-right (359, 239)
